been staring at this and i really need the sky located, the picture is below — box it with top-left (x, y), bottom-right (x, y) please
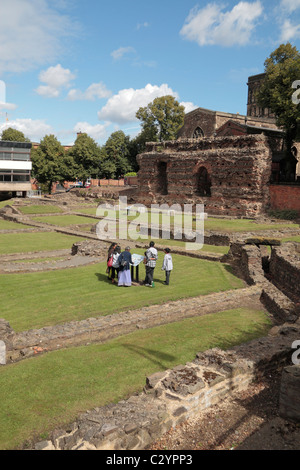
top-left (0, 0), bottom-right (299, 146)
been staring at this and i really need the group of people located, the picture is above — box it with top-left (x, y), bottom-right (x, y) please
top-left (106, 241), bottom-right (173, 287)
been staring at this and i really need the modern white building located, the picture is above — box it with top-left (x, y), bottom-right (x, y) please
top-left (0, 141), bottom-right (32, 196)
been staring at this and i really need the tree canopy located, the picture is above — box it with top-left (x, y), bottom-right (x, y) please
top-left (256, 43), bottom-right (300, 143)
top-left (31, 135), bottom-right (70, 194)
top-left (1, 127), bottom-right (30, 142)
top-left (67, 132), bottom-right (102, 182)
top-left (136, 95), bottom-right (185, 142)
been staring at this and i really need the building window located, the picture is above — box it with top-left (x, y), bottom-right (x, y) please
top-left (0, 170), bottom-right (30, 182)
top-left (195, 166), bottom-right (211, 196)
top-left (192, 127), bottom-right (204, 139)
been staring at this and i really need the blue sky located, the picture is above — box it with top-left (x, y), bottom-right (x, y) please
top-left (0, 0), bottom-right (299, 145)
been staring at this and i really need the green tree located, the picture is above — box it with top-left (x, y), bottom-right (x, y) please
top-left (103, 130), bottom-right (132, 177)
top-left (31, 135), bottom-right (69, 194)
top-left (257, 43), bottom-right (300, 145)
top-left (1, 127), bottom-right (30, 142)
top-left (136, 95), bottom-right (185, 142)
top-left (67, 132), bottom-right (102, 183)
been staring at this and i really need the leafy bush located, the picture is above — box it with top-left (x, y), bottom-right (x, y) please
top-left (267, 209), bottom-right (299, 220)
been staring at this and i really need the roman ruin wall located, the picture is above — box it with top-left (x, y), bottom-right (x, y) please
top-left (136, 135), bottom-right (272, 218)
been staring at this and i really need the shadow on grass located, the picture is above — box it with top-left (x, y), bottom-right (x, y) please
top-left (94, 272), bottom-right (166, 287)
top-left (120, 343), bottom-right (176, 370)
top-left (95, 272), bottom-right (112, 283)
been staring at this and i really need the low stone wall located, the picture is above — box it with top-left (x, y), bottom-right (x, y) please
top-left (269, 242), bottom-right (300, 302)
top-left (33, 323), bottom-right (300, 450)
top-left (224, 241), bottom-right (300, 323)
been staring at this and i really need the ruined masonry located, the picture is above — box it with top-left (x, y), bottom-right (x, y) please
top-left (136, 135), bottom-right (272, 218)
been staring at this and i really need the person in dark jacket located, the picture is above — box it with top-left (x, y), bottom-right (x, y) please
top-left (118, 246), bottom-right (132, 287)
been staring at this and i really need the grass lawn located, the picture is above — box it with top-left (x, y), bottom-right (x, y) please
top-left (204, 217), bottom-right (299, 232)
top-left (282, 235), bottom-right (300, 243)
top-left (31, 214), bottom-right (99, 226)
top-left (70, 206), bottom-right (299, 233)
top-left (0, 250), bottom-right (244, 332)
top-left (0, 232), bottom-right (86, 255)
top-left (0, 307), bottom-right (271, 450)
top-left (0, 220), bottom-right (33, 230)
top-left (149, 237), bottom-right (229, 254)
top-left (18, 205), bottom-right (64, 215)
top-left (0, 199), bottom-right (16, 209)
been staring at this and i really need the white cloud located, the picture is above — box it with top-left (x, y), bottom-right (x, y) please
top-left (111, 47), bottom-right (136, 60)
top-left (0, 119), bottom-right (53, 142)
top-left (180, 1), bottom-right (263, 47)
top-left (67, 83), bottom-right (112, 101)
top-left (97, 83), bottom-right (179, 124)
top-left (280, 0), bottom-right (300, 12)
top-left (180, 101), bottom-right (198, 113)
top-left (137, 22), bottom-right (150, 30)
top-left (280, 19), bottom-right (300, 41)
top-left (35, 64), bottom-right (76, 98)
top-left (0, 0), bottom-right (78, 75)
top-left (0, 102), bottom-right (17, 111)
top-left (73, 122), bottom-right (111, 141)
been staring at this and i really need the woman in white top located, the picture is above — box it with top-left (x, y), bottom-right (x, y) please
top-left (111, 245), bottom-right (121, 284)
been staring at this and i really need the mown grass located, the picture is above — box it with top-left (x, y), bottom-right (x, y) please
top-left (0, 220), bottom-right (33, 230)
top-left (0, 232), bottom-right (86, 255)
top-left (0, 250), bottom-right (244, 332)
top-left (31, 214), bottom-right (99, 227)
top-left (69, 205), bottom-right (299, 232)
top-left (0, 307), bottom-right (271, 450)
top-left (282, 235), bottom-right (300, 243)
top-left (18, 205), bottom-right (64, 215)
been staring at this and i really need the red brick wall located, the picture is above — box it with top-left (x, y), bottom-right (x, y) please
top-left (269, 185), bottom-right (300, 214)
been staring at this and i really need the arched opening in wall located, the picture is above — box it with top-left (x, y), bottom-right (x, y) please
top-left (157, 161), bottom-right (168, 195)
top-left (193, 127), bottom-right (204, 139)
top-left (195, 166), bottom-right (211, 196)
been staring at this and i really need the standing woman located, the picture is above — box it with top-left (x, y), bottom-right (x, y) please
top-left (106, 242), bottom-right (117, 280)
top-left (111, 245), bottom-right (121, 284)
top-left (118, 246), bottom-right (132, 287)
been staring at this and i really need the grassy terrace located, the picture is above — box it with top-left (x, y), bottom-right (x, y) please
top-left (1, 249), bottom-right (243, 332)
top-left (0, 307), bottom-right (270, 450)
top-left (0, 232), bottom-right (85, 255)
top-left (0, 220), bottom-right (33, 231)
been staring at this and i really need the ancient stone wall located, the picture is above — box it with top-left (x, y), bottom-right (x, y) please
top-left (269, 185), bottom-right (300, 214)
top-left (269, 243), bottom-right (300, 303)
top-left (136, 135), bottom-right (272, 218)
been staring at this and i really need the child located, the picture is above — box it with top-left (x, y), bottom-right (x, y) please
top-left (161, 248), bottom-right (173, 285)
